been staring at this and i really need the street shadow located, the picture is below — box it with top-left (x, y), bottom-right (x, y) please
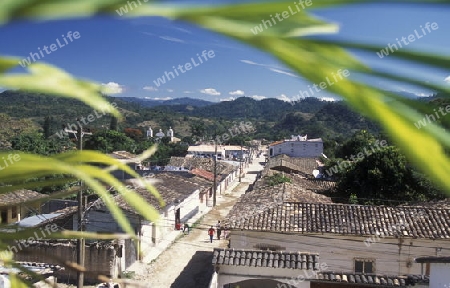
top-left (170, 250), bottom-right (214, 288)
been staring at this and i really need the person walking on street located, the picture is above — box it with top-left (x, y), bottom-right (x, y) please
top-left (216, 220), bottom-right (222, 240)
top-left (208, 226), bottom-right (215, 243)
top-left (183, 223), bottom-right (190, 235)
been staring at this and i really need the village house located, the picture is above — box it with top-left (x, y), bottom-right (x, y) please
top-left (415, 256), bottom-right (450, 288)
top-left (0, 189), bottom-right (46, 224)
top-left (210, 248), bottom-right (322, 288)
top-left (168, 156), bottom-right (240, 198)
top-left (213, 162), bottom-right (449, 287)
top-left (10, 171), bottom-right (214, 283)
top-left (83, 172), bottom-right (212, 271)
top-left (225, 196), bottom-right (449, 285)
top-left (187, 144), bottom-right (226, 159)
top-left (187, 144), bottom-right (250, 161)
top-left (267, 154), bottom-right (323, 178)
top-left (269, 135), bottom-right (323, 158)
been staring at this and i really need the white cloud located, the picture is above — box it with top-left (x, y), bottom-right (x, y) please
top-left (241, 59), bottom-right (298, 78)
top-left (183, 91), bottom-right (194, 94)
top-left (167, 89), bottom-right (174, 92)
top-left (445, 76), bottom-right (450, 83)
top-left (102, 82), bottom-right (123, 94)
top-left (143, 86), bottom-right (158, 91)
top-left (276, 94), bottom-right (292, 102)
top-left (240, 59), bottom-right (258, 65)
top-left (154, 97), bottom-right (173, 101)
top-left (250, 95), bottom-right (266, 101)
top-left (200, 88), bottom-right (221, 96)
top-left (176, 27), bottom-right (192, 34)
top-left (269, 68), bottom-right (298, 78)
top-left (159, 36), bottom-right (185, 43)
top-left (229, 90), bottom-right (245, 96)
top-left (220, 97), bottom-right (235, 102)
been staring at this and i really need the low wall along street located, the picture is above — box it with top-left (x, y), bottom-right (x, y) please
top-left (14, 241), bottom-right (121, 284)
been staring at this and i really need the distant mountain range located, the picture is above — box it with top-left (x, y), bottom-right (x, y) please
top-left (0, 90), bottom-right (441, 145)
top-left (115, 96), bottom-right (213, 108)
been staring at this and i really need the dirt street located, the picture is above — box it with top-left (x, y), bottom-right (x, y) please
top-left (128, 156), bottom-right (265, 288)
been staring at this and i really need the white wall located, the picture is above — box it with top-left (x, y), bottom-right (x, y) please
top-left (429, 263), bottom-right (450, 288)
top-left (230, 231), bottom-right (450, 276)
top-left (218, 266), bottom-right (312, 288)
top-left (270, 141), bottom-right (323, 158)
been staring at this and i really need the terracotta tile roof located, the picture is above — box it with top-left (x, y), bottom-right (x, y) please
top-left (110, 151), bottom-right (137, 160)
top-left (105, 172), bottom-right (211, 214)
top-left (168, 157), bottom-right (236, 175)
top-left (212, 248), bottom-right (319, 270)
top-left (315, 272), bottom-right (427, 286)
top-left (190, 168), bottom-right (215, 181)
top-left (37, 206), bottom-right (78, 227)
top-left (268, 155), bottom-right (319, 176)
top-left (401, 198), bottom-right (450, 209)
top-left (225, 178), bottom-right (333, 230)
top-left (268, 140), bottom-right (284, 147)
top-left (0, 189), bottom-right (46, 207)
top-left (226, 202), bottom-right (450, 239)
top-left (289, 174), bottom-right (336, 192)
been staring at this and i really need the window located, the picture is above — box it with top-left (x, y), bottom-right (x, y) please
top-left (355, 259), bottom-right (375, 273)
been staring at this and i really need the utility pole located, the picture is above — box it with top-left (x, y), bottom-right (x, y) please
top-left (213, 140), bottom-right (217, 207)
top-left (239, 145), bottom-right (243, 182)
top-left (65, 122), bottom-right (91, 288)
top-left (76, 124), bottom-right (85, 288)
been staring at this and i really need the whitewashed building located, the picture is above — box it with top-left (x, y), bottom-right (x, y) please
top-left (415, 256), bottom-right (450, 288)
top-left (269, 135), bottom-right (323, 158)
top-left (225, 199), bottom-right (450, 278)
top-left (219, 166), bottom-right (449, 287)
top-left (187, 144), bottom-right (226, 159)
top-left (84, 172), bottom-right (212, 270)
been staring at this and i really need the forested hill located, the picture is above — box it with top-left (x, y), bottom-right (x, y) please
top-left (0, 90), bottom-right (384, 141)
top-left (179, 96), bottom-right (326, 121)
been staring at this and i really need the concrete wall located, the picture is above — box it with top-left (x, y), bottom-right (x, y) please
top-left (217, 266), bottom-right (312, 288)
top-left (270, 141), bottom-right (323, 158)
top-left (230, 231), bottom-right (450, 276)
top-left (14, 242), bottom-right (119, 284)
top-left (429, 263), bottom-right (450, 288)
top-left (82, 188), bottom-right (204, 273)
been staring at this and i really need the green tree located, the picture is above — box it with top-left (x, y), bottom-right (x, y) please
top-left (109, 116), bottom-right (118, 131)
top-left (42, 116), bottom-right (54, 139)
top-left (334, 146), bottom-right (444, 205)
top-left (337, 130), bottom-right (378, 158)
top-left (266, 173), bottom-right (291, 186)
top-left (85, 130), bottom-right (137, 153)
top-left (11, 132), bottom-right (74, 155)
top-left (190, 121), bottom-right (206, 141)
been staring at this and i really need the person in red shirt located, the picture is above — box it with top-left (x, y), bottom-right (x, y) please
top-left (208, 226), bottom-right (215, 243)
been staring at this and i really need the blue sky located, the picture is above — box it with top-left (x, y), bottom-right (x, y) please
top-left (1, 1), bottom-right (449, 102)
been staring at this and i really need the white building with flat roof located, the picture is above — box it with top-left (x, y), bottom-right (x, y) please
top-left (268, 135), bottom-right (323, 158)
top-left (187, 145), bottom-right (225, 159)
